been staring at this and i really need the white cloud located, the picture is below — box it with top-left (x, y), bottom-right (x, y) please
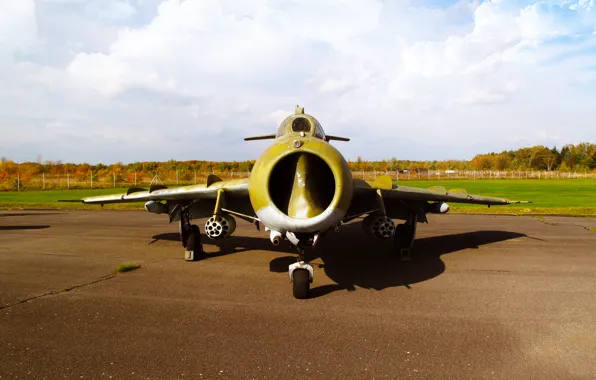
top-left (266, 110), bottom-right (293, 125)
top-left (458, 81), bottom-right (519, 105)
top-left (85, 0), bottom-right (136, 22)
top-left (0, 0), bottom-right (38, 59)
top-left (1, 0), bottom-right (596, 163)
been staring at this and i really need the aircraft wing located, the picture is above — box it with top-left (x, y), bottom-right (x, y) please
top-left (353, 176), bottom-right (527, 206)
top-left (81, 177), bottom-right (249, 205)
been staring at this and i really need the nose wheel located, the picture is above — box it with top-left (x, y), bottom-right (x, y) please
top-left (291, 268), bottom-right (311, 299)
top-left (288, 246), bottom-right (314, 299)
top-left (289, 262), bottom-right (313, 299)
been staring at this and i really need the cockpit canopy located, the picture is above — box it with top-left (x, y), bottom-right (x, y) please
top-left (244, 105), bottom-right (349, 143)
top-left (276, 106), bottom-right (326, 140)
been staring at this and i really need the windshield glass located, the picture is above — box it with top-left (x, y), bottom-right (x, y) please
top-left (314, 120), bottom-right (326, 140)
top-left (291, 117), bottom-right (311, 133)
top-left (276, 123), bottom-right (286, 138)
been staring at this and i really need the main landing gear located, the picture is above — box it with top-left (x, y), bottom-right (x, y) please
top-left (394, 211), bottom-right (418, 261)
top-left (179, 206), bottom-right (205, 261)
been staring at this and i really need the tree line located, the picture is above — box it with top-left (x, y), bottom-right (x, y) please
top-left (343, 143), bottom-right (595, 172)
top-left (1, 143), bottom-right (595, 182)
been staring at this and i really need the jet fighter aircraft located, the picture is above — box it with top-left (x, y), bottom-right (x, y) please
top-left (82, 105), bottom-right (527, 299)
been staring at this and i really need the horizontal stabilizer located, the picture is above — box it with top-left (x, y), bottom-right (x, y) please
top-left (244, 134), bottom-right (277, 141)
top-left (372, 175), bottom-right (393, 190)
top-left (150, 184), bottom-right (168, 193)
top-left (206, 174), bottom-right (223, 187)
top-left (427, 186), bottom-right (447, 195)
top-left (127, 187), bottom-right (147, 195)
top-left (448, 188), bottom-right (469, 197)
top-left (325, 135), bottom-right (350, 142)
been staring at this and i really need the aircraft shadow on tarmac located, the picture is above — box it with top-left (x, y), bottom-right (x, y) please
top-left (271, 224), bottom-right (526, 297)
top-left (150, 232), bottom-right (289, 258)
top-left (0, 212), bottom-right (65, 217)
top-left (152, 223), bottom-right (525, 297)
top-left (0, 225), bottom-right (51, 231)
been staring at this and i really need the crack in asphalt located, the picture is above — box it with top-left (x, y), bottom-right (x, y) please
top-left (532, 216), bottom-right (596, 232)
top-left (568, 222), bottom-right (596, 233)
top-left (0, 257), bottom-right (179, 310)
top-left (0, 273), bottom-right (117, 310)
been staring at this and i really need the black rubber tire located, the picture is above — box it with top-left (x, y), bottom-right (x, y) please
top-left (292, 269), bottom-right (310, 299)
top-left (394, 224), bottom-right (413, 247)
top-left (186, 226), bottom-right (205, 261)
top-left (393, 225), bottom-right (404, 250)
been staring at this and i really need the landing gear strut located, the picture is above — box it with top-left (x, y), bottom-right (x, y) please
top-left (394, 211), bottom-right (418, 261)
top-left (179, 206), bottom-right (205, 261)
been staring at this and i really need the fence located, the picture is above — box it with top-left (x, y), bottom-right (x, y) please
top-left (1, 169), bottom-right (595, 191)
top-left (1, 171), bottom-right (251, 191)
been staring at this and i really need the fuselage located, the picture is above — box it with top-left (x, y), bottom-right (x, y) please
top-left (248, 110), bottom-right (353, 234)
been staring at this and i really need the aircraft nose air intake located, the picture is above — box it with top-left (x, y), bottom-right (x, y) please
top-left (249, 136), bottom-right (354, 234)
top-left (269, 152), bottom-right (336, 220)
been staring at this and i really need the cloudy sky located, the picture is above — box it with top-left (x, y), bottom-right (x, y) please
top-left (1, 0), bottom-right (595, 164)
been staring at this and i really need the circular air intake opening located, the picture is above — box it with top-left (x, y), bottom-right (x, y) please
top-left (268, 152), bottom-right (336, 219)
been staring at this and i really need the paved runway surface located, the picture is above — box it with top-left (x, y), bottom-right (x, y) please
top-left (1, 210), bottom-right (596, 379)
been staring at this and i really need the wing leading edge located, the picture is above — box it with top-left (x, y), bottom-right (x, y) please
top-left (353, 177), bottom-right (529, 206)
top-left (81, 178), bottom-right (250, 205)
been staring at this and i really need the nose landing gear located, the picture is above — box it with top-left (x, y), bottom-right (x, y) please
top-left (289, 246), bottom-right (314, 299)
top-left (269, 230), bottom-right (316, 299)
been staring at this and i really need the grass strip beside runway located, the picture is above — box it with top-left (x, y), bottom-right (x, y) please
top-left (397, 179), bottom-right (595, 215)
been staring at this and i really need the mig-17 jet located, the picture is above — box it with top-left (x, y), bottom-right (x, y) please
top-left (82, 106), bottom-right (526, 299)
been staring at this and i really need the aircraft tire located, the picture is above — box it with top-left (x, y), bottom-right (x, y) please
top-left (186, 225), bottom-right (205, 261)
top-left (393, 224), bottom-right (404, 248)
top-left (292, 269), bottom-right (310, 299)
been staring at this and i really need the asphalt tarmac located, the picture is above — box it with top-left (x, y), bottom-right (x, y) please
top-left (1, 210), bottom-right (596, 379)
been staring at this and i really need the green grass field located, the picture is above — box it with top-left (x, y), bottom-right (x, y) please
top-left (0, 188), bottom-right (140, 210)
top-left (0, 179), bottom-right (594, 215)
top-left (395, 179), bottom-right (596, 215)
